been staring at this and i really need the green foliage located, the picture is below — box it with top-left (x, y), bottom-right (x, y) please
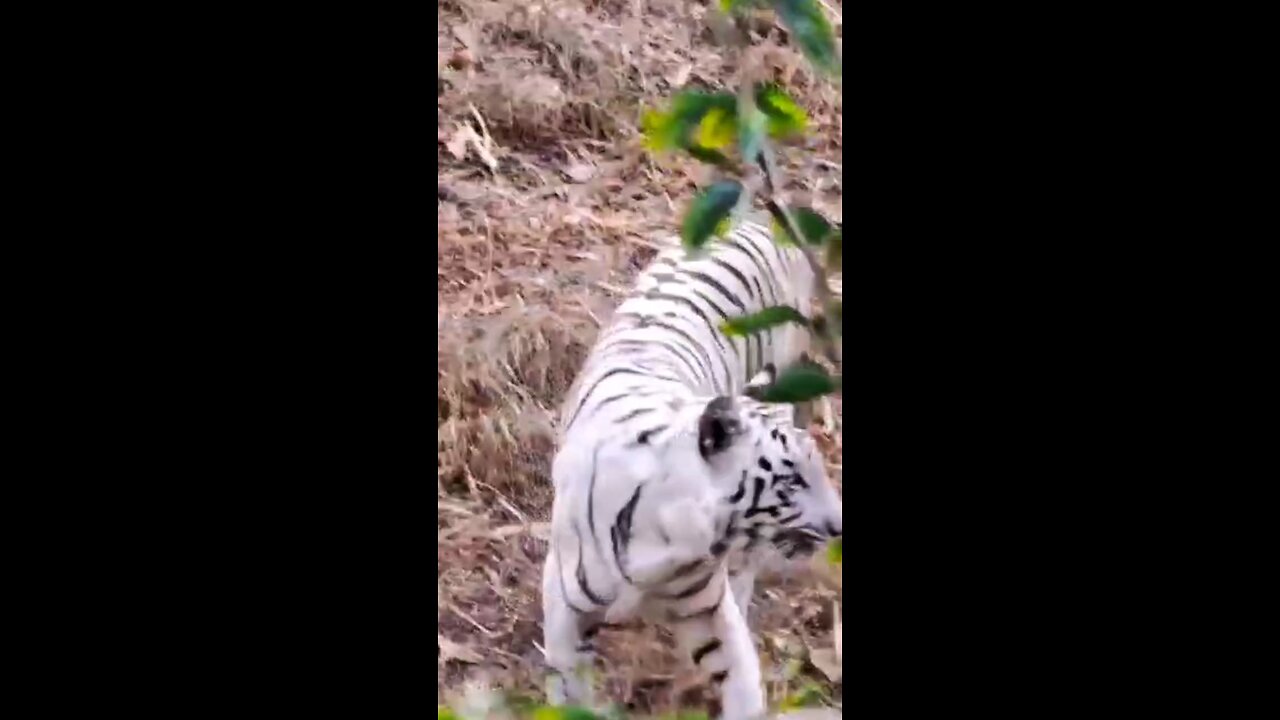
top-left (719, 0), bottom-right (768, 13)
top-left (438, 708), bottom-right (459, 720)
top-left (771, 0), bottom-right (841, 77)
top-left (755, 83), bottom-right (808, 138)
top-left (694, 105), bottom-right (736, 150)
top-left (646, 0), bottom-right (844, 412)
top-left (682, 180), bottom-right (743, 249)
top-left (641, 91), bottom-right (736, 154)
top-left (758, 361), bottom-right (839, 403)
top-left (720, 305), bottom-right (809, 337)
top-left (827, 537), bottom-right (842, 565)
top-left (779, 682), bottom-right (830, 711)
top-left (643, 85), bottom-right (807, 170)
top-left (685, 144), bottom-right (737, 173)
top-left (713, 216), bottom-right (733, 238)
top-left (770, 206), bottom-right (836, 246)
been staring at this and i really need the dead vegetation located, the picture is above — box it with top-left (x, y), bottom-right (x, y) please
top-left (439, 0), bottom-right (843, 715)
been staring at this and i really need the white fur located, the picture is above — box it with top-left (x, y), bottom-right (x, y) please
top-left (541, 222), bottom-right (841, 719)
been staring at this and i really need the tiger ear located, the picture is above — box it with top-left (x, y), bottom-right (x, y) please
top-left (698, 396), bottom-right (742, 458)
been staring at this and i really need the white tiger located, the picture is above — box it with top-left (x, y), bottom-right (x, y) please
top-left (541, 220), bottom-right (844, 719)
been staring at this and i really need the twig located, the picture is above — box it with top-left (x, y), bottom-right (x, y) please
top-left (448, 603), bottom-right (498, 638)
top-left (762, 196), bottom-right (842, 366)
top-left (715, 2), bottom-right (843, 371)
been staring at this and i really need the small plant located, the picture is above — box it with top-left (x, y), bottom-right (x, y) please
top-left (642, 0), bottom-right (843, 557)
top-left (778, 681), bottom-right (831, 712)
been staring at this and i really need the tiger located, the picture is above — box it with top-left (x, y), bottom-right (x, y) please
top-left (540, 219), bottom-right (844, 719)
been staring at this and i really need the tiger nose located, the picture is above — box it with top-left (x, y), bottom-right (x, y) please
top-left (825, 519), bottom-right (842, 537)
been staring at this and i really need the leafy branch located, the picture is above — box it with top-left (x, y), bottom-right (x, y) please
top-left (643, 0), bottom-right (843, 397)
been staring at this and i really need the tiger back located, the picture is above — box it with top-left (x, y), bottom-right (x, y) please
top-left (557, 219), bottom-right (817, 444)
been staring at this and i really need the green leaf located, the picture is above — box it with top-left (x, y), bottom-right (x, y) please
top-left (760, 361), bottom-right (838, 403)
top-left (695, 106), bottom-right (736, 149)
top-left (790, 207), bottom-right (834, 245)
top-left (642, 91), bottom-right (744, 171)
top-left (772, 0), bottom-right (841, 77)
top-left (685, 145), bottom-right (737, 172)
top-left (771, 206), bottom-right (834, 245)
top-left (720, 0), bottom-right (767, 12)
top-left (827, 537), bottom-right (842, 565)
top-left (779, 682), bottom-right (827, 710)
top-left (714, 216), bottom-right (733, 238)
top-left (641, 108), bottom-right (675, 151)
top-left (438, 708), bottom-right (459, 720)
top-left (795, 208), bottom-right (834, 244)
top-left (720, 305), bottom-right (809, 337)
top-left (770, 217), bottom-right (796, 247)
top-left (755, 83), bottom-right (808, 137)
top-left (682, 180), bottom-right (742, 249)
top-left (641, 91), bottom-right (737, 153)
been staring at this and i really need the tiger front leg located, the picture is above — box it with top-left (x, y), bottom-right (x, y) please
top-left (670, 573), bottom-right (766, 720)
top-left (541, 549), bottom-right (601, 708)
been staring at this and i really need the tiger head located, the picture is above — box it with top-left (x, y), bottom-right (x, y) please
top-left (695, 393), bottom-right (842, 558)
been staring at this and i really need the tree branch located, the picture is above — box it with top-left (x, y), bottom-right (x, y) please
top-left (722, 10), bottom-right (842, 372)
top-left (759, 144), bottom-right (842, 367)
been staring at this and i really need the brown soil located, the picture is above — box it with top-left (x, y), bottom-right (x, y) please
top-left (438, 1), bottom-right (843, 715)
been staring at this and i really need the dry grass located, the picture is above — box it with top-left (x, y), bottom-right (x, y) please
top-left (438, 0), bottom-right (843, 715)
